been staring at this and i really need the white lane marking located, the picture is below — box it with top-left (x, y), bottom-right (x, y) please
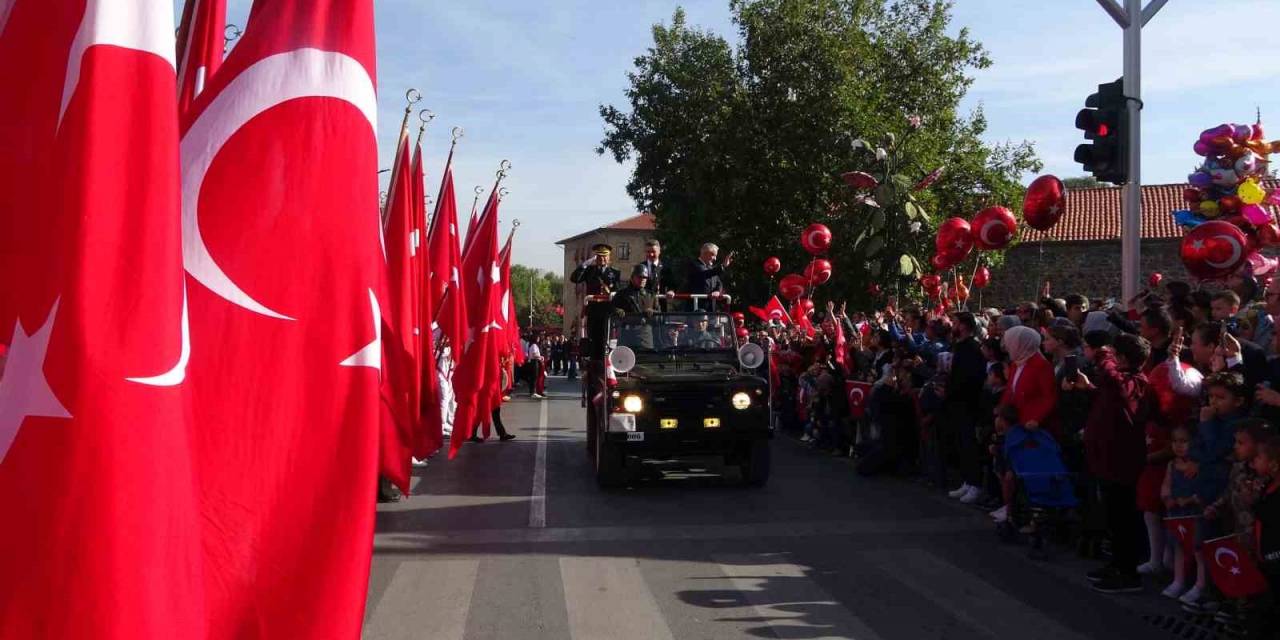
top-left (362, 560), bottom-right (479, 640)
top-left (560, 557), bottom-right (676, 640)
top-left (715, 553), bottom-right (884, 640)
top-left (863, 550), bottom-right (1091, 640)
top-left (529, 397), bottom-right (549, 528)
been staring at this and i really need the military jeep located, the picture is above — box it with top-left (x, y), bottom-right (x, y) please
top-left (586, 308), bottom-right (771, 488)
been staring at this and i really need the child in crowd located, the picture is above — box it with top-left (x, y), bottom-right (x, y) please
top-left (1181, 372), bottom-right (1250, 608)
top-left (1161, 424), bottom-right (1200, 598)
top-left (989, 404), bottom-right (1017, 523)
top-left (1202, 419), bottom-right (1270, 624)
top-left (1249, 436), bottom-right (1279, 635)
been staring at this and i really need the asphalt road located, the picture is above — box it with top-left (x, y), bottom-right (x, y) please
top-left (364, 376), bottom-right (1195, 640)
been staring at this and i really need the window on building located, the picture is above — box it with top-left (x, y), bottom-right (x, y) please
top-left (615, 242), bottom-right (631, 261)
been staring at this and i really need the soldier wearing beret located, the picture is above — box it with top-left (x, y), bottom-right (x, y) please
top-left (613, 264), bottom-right (658, 350)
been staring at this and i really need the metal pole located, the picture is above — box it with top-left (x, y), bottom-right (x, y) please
top-left (529, 272), bottom-right (534, 329)
top-left (1120, 0), bottom-right (1142, 303)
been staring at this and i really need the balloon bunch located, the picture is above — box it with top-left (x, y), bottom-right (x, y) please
top-left (761, 223), bottom-right (838, 326)
top-left (1173, 120), bottom-right (1280, 279)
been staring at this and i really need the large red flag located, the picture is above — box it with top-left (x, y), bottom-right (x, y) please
top-left (412, 138), bottom-right (442, 456)
top-left (0, 2), bottom-right (205, 637)
top-left (502, 239), bottom-right (526, 367)
top-left (379, 114), bottom-right (418, 491)
top-left (449, 189), bottom-right (502, 457)
top-left (1202, 534), bottom-right (1270, 598)
top-left (176, 0), bottom-right (225, 116)
top-left (427, 146), bottom-right (466, 362)
top-left (178, 0), bottom-right (383, 636)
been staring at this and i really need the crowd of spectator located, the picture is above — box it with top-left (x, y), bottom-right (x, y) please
top-left (757, 283), bottom-right (1280, 636)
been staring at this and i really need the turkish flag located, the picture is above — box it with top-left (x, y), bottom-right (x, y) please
top-left (1203, 534), bottom-right (1269, 598)
top-left (178, 0), bottom-right (383, 637)
top-left (412, 140), bottom-right (442, 456)
top-left (749, 295), bottom-right (793, 325)
top-left (0, 2), bottom-right (205, 637)
top-left (449, 190), bottom-right (502, 457)
top-left (846, 381), bottom-right (872, 418)
top-left (427, 150), bottom-right (467, 362)
top-left (499, 233), bottom-right (523, 367)
top-left (379, 117), bottom-right (419, 490)
top-left (1163, 515), bottom-right (1198, 560)
top-left (834, 315), bottom-right (848, 375)
top-left (176, 0), bottom-right (225, 117)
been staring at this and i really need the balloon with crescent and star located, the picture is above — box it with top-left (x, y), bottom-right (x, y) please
top-left (800, 223), bottom-right (832, 255)
top-left (779, 273), bottom-right (807, 300)
top-left (1181, 220), bottom-right (1248, 280)
top-left (970, 206), bottom-right (1017, 250)
top-left (1023, 175), bottom-right (1066, 231)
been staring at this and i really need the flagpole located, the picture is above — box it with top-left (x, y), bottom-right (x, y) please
top-left (382, 88), bottom-right (420, 226)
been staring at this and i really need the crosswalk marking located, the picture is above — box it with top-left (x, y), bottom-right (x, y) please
top-left (363, 560), bottom-right (479, 640)
top-left (714, 553), bottom-right (885, 640)
top-left (863, 550), bottom-right (1092, 640)
top-left (560, 557), bottom-right (676, 640)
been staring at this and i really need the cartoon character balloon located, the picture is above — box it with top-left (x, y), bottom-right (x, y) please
top-left (1023, 175), bottom-right (1066, 231)
top-left (800, 223), bottom-right (832, 255)
top-left (1180, 220), bottom-right (1248, 280)
top-left (970, 206), bottom-right (1017, 250)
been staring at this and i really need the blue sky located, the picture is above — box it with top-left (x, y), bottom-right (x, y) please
top-left (204, 0), bottom-right (1280, 272)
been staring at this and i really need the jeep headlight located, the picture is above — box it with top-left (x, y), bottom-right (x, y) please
top-left (622, 395), bottom-right (644, 413)
top-left (731, 392), bottom-right (751, 410)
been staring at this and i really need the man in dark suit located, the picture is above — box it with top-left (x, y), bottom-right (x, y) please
top-left (640, 240), bottom-right (677, 307)
top-left (684, 242), bottom-right (734, 311)
top-left (570, 243), bottom-right (621, 296)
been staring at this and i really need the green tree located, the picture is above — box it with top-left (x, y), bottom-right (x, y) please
top-left (599, 1), bottom-right (1040, 306)
top-left (1062, 175), bottom-right (1101, 189)
top-left (511, 264), bottom-right (564, 329)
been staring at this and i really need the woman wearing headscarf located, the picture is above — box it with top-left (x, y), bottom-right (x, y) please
top-left (1000, 325), bottom-right (1059, 437)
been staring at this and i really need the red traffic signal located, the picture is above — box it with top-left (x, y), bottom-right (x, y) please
top-left (1073, 78), bottom-right (1128, 184)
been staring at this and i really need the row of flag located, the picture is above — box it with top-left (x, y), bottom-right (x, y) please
top-left (0, 0), bottom-right (518, 638)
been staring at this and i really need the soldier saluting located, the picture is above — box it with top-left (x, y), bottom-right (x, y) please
top-left (570, 243), bottom-right (621, 295)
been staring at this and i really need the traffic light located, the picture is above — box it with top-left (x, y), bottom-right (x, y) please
top-left (1073, 78), bottom-right (1128, 184)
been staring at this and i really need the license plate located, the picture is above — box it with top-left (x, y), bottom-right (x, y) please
top-left (626, 432), bottom-right (645, 442)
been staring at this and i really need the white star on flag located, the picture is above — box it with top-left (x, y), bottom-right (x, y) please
top-left (0, 300), bottom-right (72, 463)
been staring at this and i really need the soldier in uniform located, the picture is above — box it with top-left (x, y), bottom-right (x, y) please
top-left (613, 264), bottom-right (658, 350)
top-left (570, 243), bottom-right (621, 296)
top-left (682, 315), bottom-right (722, 349)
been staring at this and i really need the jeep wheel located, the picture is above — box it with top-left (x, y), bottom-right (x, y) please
top-left (740, 440), bottom-right (771, 487)
top-left (595, 434), bottom-right (626, 488)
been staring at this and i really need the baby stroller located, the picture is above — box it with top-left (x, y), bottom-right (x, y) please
top-left (1000, 426), bottom-right (1078, 560)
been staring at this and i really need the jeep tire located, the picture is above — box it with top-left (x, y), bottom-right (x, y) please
top-left (595, 432), bottom-right (626, 488)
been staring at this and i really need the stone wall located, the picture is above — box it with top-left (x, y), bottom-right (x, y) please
top-left (980, 239), bottom-right (1189, 310)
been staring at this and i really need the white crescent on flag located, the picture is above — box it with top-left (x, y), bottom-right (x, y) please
top-left (181, 48), bottom-right (378, 322)
top-left (1205, 234), bottom-right (1244, 270)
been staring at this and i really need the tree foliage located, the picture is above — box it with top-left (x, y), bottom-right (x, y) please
top-left (511, 265), bottom-right (564, 329)
top-left (599, 0), bottom-right (1041, 306)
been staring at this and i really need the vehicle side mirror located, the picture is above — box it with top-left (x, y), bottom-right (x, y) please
top-left (738, 343), bottom-right (765, 369)
top-left (609, 346), bottom-right (636, 373)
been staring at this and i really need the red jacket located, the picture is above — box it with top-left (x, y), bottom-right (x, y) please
top-left (1001, 352), bottom-right (1058, 436)
top-left (1083, 353), bottom-right (1151, 485)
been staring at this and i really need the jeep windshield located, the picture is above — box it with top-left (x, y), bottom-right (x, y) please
top-left (610, 312), bottom-right (736, 353)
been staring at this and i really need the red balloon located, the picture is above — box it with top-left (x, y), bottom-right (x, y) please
top-left (797, 297), bottom-right (815, 316)
top-left (803, 258), bottom-right (833, 285)
top-left (763, 256), bottom-right (782, 275)
top-left (1183, 188), bottom-right (1203, 204)
top-left (731, 311), bottom-right (746, 324)
top-left (736, 327), bottom-right (750, 340)
top-left (1219, 195), bottom-right (1242, 213)
top-left (866, 283), bottom-right (882, 296)
top-left (919, 274), bottom-right (942, 296)
top-left (972, 266), bottom-right (991, 288)
top-left (970, 206), bottom-right (1017, 251)
top-left (1147, 272), bottom-right (1163, 288)
top-left (935, 217), bottom-right (974, 258)
top-left (1023, 175), bottom-right (1066, 231)
top-left (1180, 220), bottom-right (1249, 280)
top-left (1260, 222), bottom-right (1280, 246)
top-left (800, 223), bottom-right (832, 255)
top-left (779, 273), bottom-right (808, 300)
top-left (930, 253), bottom-right (953, 271)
